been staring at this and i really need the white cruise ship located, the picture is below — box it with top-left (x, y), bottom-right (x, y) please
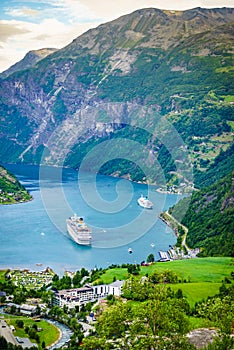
top-left (66, 214), bottom-right (92, 246)
top-left (137, 194), bottom-right (153, 209)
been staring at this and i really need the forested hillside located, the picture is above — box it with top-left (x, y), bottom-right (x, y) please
top-left (170, 172), bottom-right (234, 256)
top-left (0, 165), bottom-right (32, 204)
top-left (0, 7), bottom-right (233, 191)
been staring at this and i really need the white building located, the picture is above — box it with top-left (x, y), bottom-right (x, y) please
top-left (107, 280), bottom-right (124, 296)
top-left (20, 304), bottom-right (37, 316)
top-left (53, 281), bottom-right (124, 310)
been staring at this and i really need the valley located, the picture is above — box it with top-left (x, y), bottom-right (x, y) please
top-left (0, 6), bottom-right (233, 349)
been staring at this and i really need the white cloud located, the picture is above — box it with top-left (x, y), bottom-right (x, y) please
top-left (201, 0), bottom-right (234, 6)
top-left (6, 7), bottom-right (40, 18)
top-left (0, 0), bottom-right (233, 72)
top-left (0, 18), bottom-right (95, 72)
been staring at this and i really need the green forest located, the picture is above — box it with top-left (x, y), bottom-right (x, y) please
top-left (0, 165), bottom-right (32, 204)
top-left (170, 171), bottom-right (234, 256)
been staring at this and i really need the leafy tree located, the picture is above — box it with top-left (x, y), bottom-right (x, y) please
top-left (28, 327), bottom-right (39, 342)
top-left (122, 278), bottom-right (149, 301)
top-left (195, 295), bottom-right (234, 333)
top-left (96, 302), bottom-right (132, 339)
top-left (10, 305), bottom-right (17, 314)
top-left (52, 274), bottom-right (59, 283)
top-left (81, 336), bottom-right (111, 349)
top-left (175, 288), bottom-right (184, 299)
top-left (127, 264), bottom-right (140, 275)
top-left (16, 319), bottom-right (24, 328)
top-left (72, 271), bottom-right (82, 287)
top-left (146, 253), bottom-right (155, 263)
top-left (80, 267), bottom-right (89, 278)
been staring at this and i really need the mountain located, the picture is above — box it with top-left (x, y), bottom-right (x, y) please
top-left (169, 171), bottom-right (234, 256)
top-left (0, 7), bottom-right (233, 189)
top-left (0, 48), bottom-right (58, 79)
top-left (0, 165), bottom-right (32, 204)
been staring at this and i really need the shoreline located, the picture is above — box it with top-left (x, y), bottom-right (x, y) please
top-left (47, 324), bottom-right (62, 349)
top-left (3, 161), bottom-right (185, 189)
top-left (0, 196), bottom-right (33, 206)
top-left (159, 212), bottom-right (179, 238)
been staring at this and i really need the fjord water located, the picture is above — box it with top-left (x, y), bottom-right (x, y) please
top-left (0, 164), bottom-right (178, 274)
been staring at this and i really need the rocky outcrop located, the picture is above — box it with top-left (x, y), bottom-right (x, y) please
top-left (187, 328), bottom-right (218, 349)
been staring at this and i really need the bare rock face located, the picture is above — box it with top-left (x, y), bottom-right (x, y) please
top-left (187, 328), bottom-right (218, 349)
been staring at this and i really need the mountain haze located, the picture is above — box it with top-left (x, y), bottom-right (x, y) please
top-left (0, 7), bottom-right (233, 189)
top-left (0, 48), bottom-right (58, 79)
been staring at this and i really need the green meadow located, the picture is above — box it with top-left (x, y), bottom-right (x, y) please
top-left (98, 257), bottom-right (233, 306)
top-left (169, 282), bottom-right (222, 307)
top-left (101, 257), bottom-right (233, 283)
top-left (3, 315), bottom-right (60, 348)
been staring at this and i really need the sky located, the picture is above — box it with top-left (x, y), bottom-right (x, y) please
top-left (0, 0), bottom-right (233, 73)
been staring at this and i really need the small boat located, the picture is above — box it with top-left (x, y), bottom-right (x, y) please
top-left (128, 248), bottom-right (133, 254)
top-left (137, 194), bottom-right (153, 209)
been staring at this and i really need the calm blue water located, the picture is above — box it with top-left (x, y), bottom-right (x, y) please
top-left (0, 164), bottom-right (179, 274)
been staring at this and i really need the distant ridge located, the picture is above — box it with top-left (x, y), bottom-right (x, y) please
top-left (0, 48), bottom-right (58, 78)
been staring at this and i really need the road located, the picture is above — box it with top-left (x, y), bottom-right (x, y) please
top-left (164, 211), bottom-right (190, 252)
top-left (0, 319), bottom-right (18, 345)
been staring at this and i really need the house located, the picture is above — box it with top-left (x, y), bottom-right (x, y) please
top-left (20, 304), bottom-right (37, 316)
top-left (158, 251), bottom-right (170, 262)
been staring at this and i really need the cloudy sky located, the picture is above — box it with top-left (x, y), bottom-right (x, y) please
top-left (0, 0), bottom-right (233, 72)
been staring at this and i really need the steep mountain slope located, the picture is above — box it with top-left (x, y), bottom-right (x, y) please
top-left (0, 48), bottom-right (58, 79)
top-left (0, 165), bottom-right (32, 204)
top-left (170, 172), bottom-right (234, 256)
top-left (0, 7), bottom-right (233, 189)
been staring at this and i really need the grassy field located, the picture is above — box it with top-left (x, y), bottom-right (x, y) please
top-left (3, 315), bottom-right (60, 348)
top-left (98, 257), bottom-right (233, 306)
top-left (140, 257), bottom-right (233, 282)
top-left (169, 282), bottom-right (222, 307)
top-left (102, 257), bottom-right (233, 284)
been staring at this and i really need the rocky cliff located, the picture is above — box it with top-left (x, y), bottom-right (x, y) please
top-left (0, 7), bottom-right (233, 187)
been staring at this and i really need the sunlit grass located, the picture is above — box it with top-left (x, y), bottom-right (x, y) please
top-left (169, 282), bottom-right (222, 307)
top-left (4, 316), bottom-right (60, 347)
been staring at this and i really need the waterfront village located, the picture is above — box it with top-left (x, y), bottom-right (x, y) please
top-left (0, 242), bottom-right (200, 348)
top-left (0, 266), bottom-right (126, 348)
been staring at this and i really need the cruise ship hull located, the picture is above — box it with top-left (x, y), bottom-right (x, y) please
top-left (137, 196), bottom-right (153, 209)
top-left (66, 216), bottom-right (92, 246)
